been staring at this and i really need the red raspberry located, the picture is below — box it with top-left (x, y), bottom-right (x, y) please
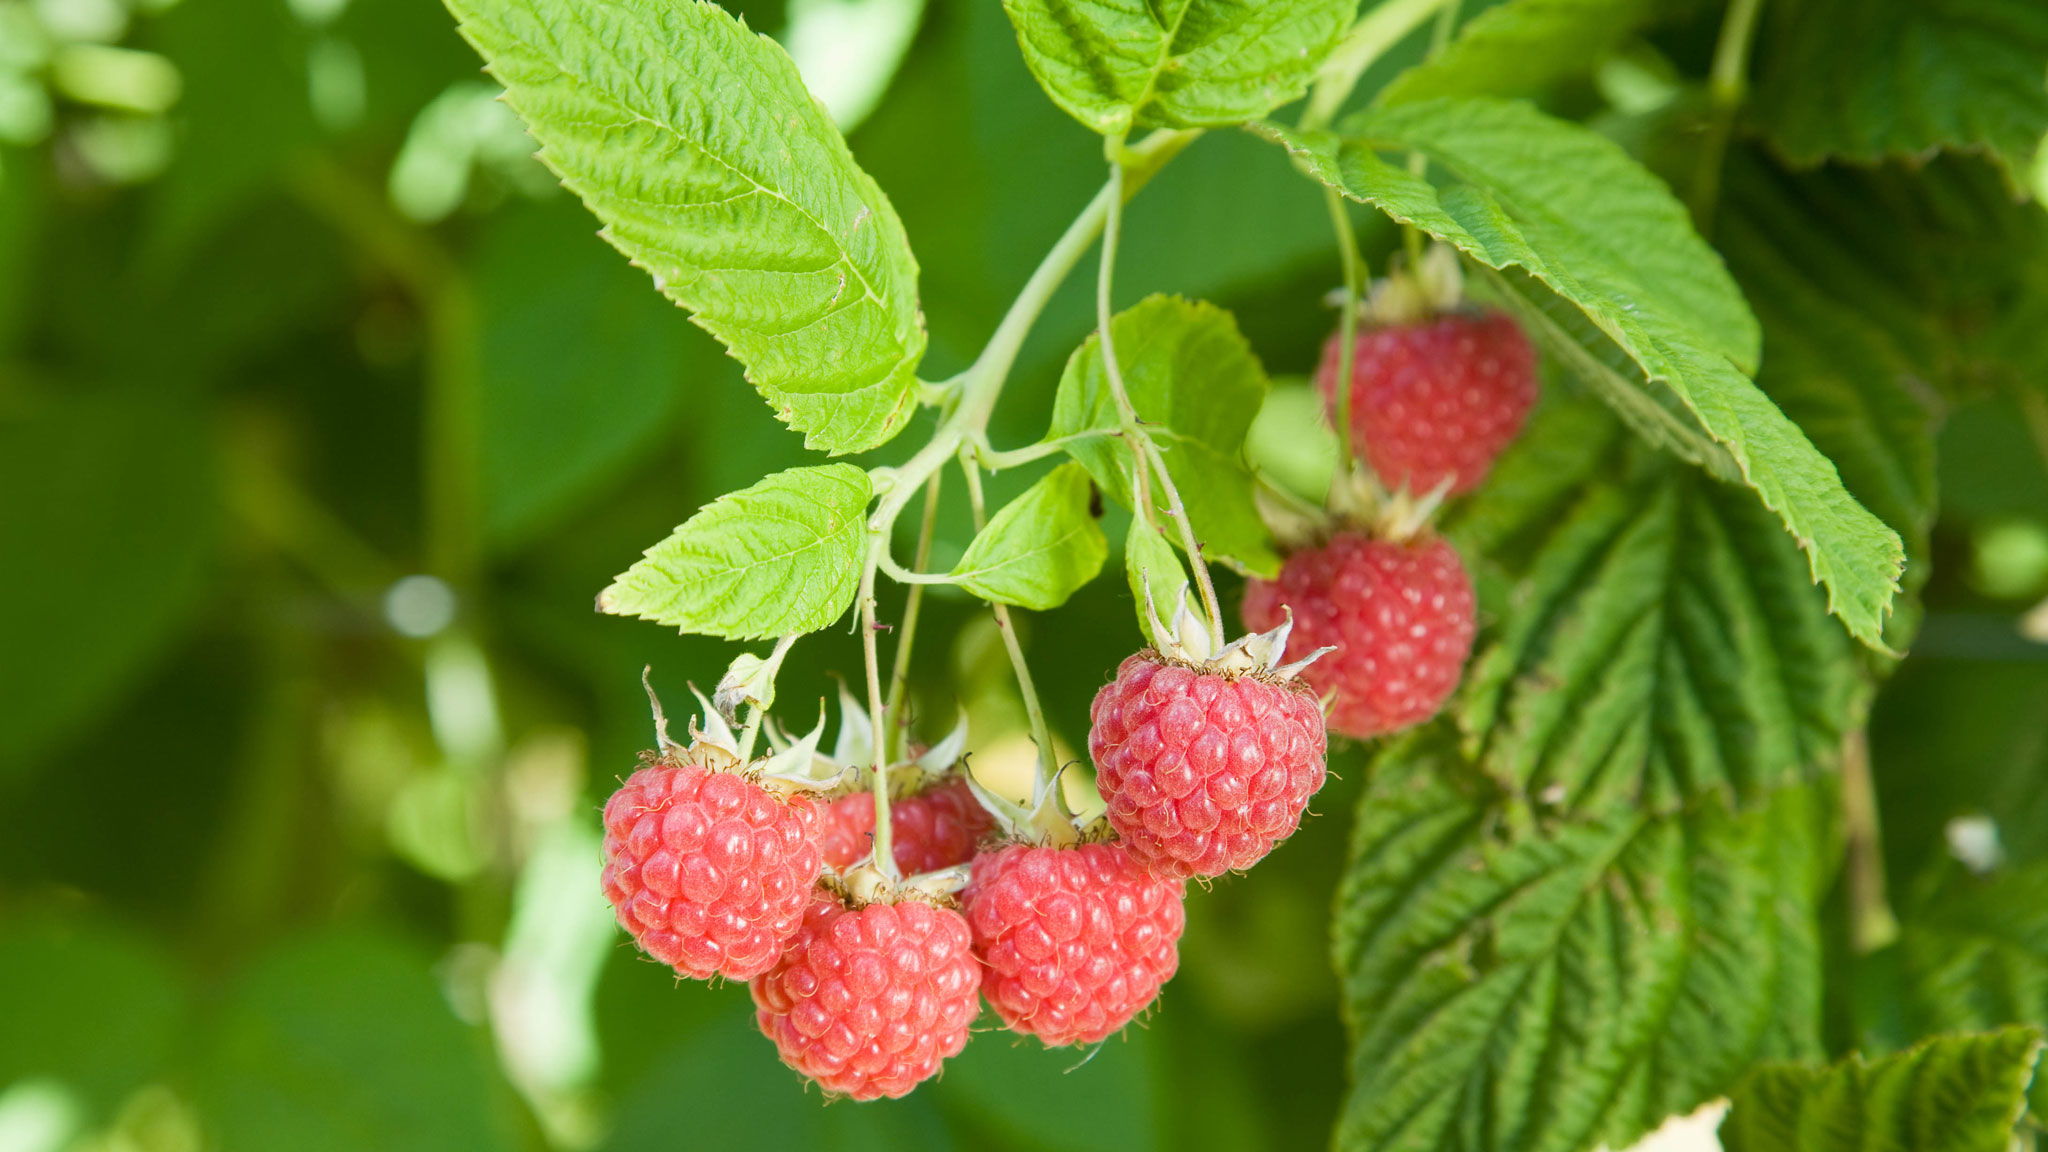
top-left (964, 842), bottom-right (1185, 1046)
top-left (818, 778), bottom-right (995, 876)
top-left (1242, 532), bottom-right (1475, 740)
top-left (601, 757), bottom-right (823, 981)
top-left (1318, 310), bottom-right (1536, 496)
top-left (750, 894), bottom-right (981, 1100)
top-left (1088, 655), bottom-right (1327, 878)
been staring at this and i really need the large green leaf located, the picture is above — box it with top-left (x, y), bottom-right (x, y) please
top-left (1046, 294), bottom-right (1276, 576)
top-left (999, 0), bottom-right (1351, 136)
top-left (0, 916), bottom-right (183, 1116)
top-left (598, 465), bottom-right (871, 639)
top-left (1258, 99), bottom-right (1904, 648)
top-left (951, 461), bottom-right (1107, 611)
top-left (1446, 400), bottom-right (1859, 815)
top-left (447, 0), bottom-right (927, 454)
top-left (1376, 0), bottom-right (1655, 106)
top-left (1748, 0), bottom-right (2048, 195)
top-left (1721, 1028), bottom-right (2044, 1152)
top-left (1334, 729), bottom-right (1825, 1152)
top-left (1895, 863), bottom-right (2048, 1115)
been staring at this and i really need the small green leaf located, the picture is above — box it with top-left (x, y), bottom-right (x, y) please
top-left (1721, 1028), bottom-right (2044, 1152)
top-left (1245, 378), bottom-right (1338, 502)
top-left (1258, 99), bottom-right (1905, 648)
top-left (445, 0), bottom-right (926, 454)
top-left (599, 465), bottom-right (871, 640)
top-left (951, 462), bottom-right (1107, 611)
top-left (1335, 729), bottom-right (1825, 1152)
top-left (1123, 516), bottom-right (1187, 636)
top-left (1047, 295), bottom-right (1277, 576)
top-left (1376, 0), bottom-right (1657, 107)
top-left (999, 0), bottom-right (1352, 136)
top-left (1748, 0), bottom-right (2048, 196)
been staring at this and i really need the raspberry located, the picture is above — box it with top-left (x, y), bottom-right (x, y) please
top-left (1242, 532), bottom-right (1476, 739)
top-left (750, 894), bottom-right (981, 1100)
top-left (601, 755), bottom-right (823, 981)
top-left (1318, 310), bottom-right (1537, 496)
top-left (964, 842), bottom-right (1185, 1046)
top-left (1089, 655), bottom-right (1328, 878)
top-left (819, 778), bottom-right (995, 876)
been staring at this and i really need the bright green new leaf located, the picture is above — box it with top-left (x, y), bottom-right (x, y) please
top-left (1376, 0), bottom-right (1655, 106)
top-left (999, 0), bottom-right (1351, 136)
top-left (1721, 1028), bottom-right (2044, 1152)
top-left (1048, 295), bottom-right (1277, 576)
top-left (1257, 100), bottom-right (1904, 648)
top-left (952, 462), bottom-right (1107, 611)
top-left (1449, 399), bottom-right (1860, 815)
top-left (1748, 0), bottom-right (2048, 196)
top-left (446, 0), bottom-right (927, 454)
top-left (1335, 729), bottom-right (1825, 1152)
top-left (1123, 515), bottom-right (1187, 636)
top-left (598, 465), bottom-right (871, 640)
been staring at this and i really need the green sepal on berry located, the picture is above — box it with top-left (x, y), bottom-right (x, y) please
top-left (640, 667), bottom-right (852, 795)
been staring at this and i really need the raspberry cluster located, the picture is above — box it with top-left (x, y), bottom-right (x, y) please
top-left (819, 778), bottom-right (993, 876)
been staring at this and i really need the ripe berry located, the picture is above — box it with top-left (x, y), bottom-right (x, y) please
top-left (1242, 532), bottom-right (1475, 740)
top-left (965, 842), bottom-right (1185, 1046)
top-left (750, 893), bottom-right (981, 1100)
top-left (1319, 310), bottom-right (1536, 496)
top-left (819, 777), bottom-right (994, 876)
top-left (1089, 655), bottom-right (1327, 878)
top-left (601, 754), bottom-right (823, 981)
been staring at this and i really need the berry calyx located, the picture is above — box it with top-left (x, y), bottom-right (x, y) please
top-left (1241, 531), bottom-right (1476, 740)
top-left (1087, 606), bottom-right (1330, 878)
top-left (964, 842), bottom-right (1185, 1046)
top-left (821, 777), bottom-right (994, 876)
top-left (750, 882), bottom-right (981, 1100)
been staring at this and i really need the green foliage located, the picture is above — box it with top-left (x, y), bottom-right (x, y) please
top-left (999, 0), bottom-right (1352, 136)
top-left (446, 0), bottom-right (927, 454)
top-left (952, 461), bottom-right (1108, 611)
top-left (1123, 515), bottom-right (1188, 635)
top-left (1334, 729), bottom-right (1825, 1152)
top-left (1048, 294), bottom-right (1276, 575)
top-left (599, 465), bottom-right (871, 639)
top-left (0, 916), bottom-right (183, 1116)
top-left (1721, 1028), bottom-right (2044, 1152)
top-left (1896, 864), bottom-right (2048, 1114)
top-left (1375, 0), bottom-right (1656, 106)
top-left (1748, 0), bottom-right (2048, 195)
top-left (1259, 99), bottom-right (1906, 648)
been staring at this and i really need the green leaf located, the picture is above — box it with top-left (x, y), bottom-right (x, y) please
top-left (1335, 729), bottom-right (1825, 1152)
top-left (197, 931), bottom-right (517, 1152)
top-left (1047, 294), bottom-right (1277, 576)
top-left (446, 0), bottom-right (927, 454)
top-left (999, 0), bottom-right (1352, 136)
top-left (0, 915), bottom-right (183, 1116)
top-left (1376, 0), bottom-right (1656, 107)
top-left (1245, 377), bottom-right (1338, 502)
top-left (1721, 1028), bottom-right (2045, 1152)
top-left (951, 462), bottom-right (1107, 611)
top-left (1123, 514), bottom-right (1187, 635)
top-left (1447, 400), bottom-right (1861, 815)
top-left (1748, 0), bottom-right (2048, 196)
top-left (1895, 863), bottom-right (2048, 1115)
top-left (1257, 99), bottom-right (1905, 648)
top-left (598, 465), bottom-right (871, 639)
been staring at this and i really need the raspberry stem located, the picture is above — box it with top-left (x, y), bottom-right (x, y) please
top-left (858, 555), bottom-right (898, 880)
top-left (882, 471), bottom-right (943, 763)
top-left (1301, 0), bottom-right (1449, 131)
top-left (1322, 184), bottom-right (1365, 480)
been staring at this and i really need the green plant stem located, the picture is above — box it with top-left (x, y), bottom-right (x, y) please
top-left (1690, 0), bottom-right (1765, 233)
top-left (1324, 186), bottom-right (1366, 477)
top-left (1842, 729), bottom-right (1900, 953)
top-left (1096, 158), bottom-right (1226, 653)
top-left (1302, 0), bottom-right (1449, 130)
top-left (1429, 0), bottom-right (1463, 53)
top-left (882, 472), bottom-right (943, 760)
top-left (859, 559), bottom-right (897, 880)
top-left (959, 451), bottom-right (1063, 810)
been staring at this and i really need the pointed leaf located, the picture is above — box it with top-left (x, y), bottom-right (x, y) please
top-left (952, 462), bottom-right (1108, 611)
top-left (1123, 515), bottom-right (1187, 637)
top-left (1377, 0), bottom-right (1657, 107)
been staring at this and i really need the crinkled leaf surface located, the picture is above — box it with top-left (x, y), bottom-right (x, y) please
top-left (951, 461), bottom-right (1107, 611)
top-left (1000, 0), bottom-right (1351, 136)
top-left (598, 465), bottom-right (871, 639)
top-left (447, 0), bottom-right (926, 453)
top-left (1258, 99), bottom-right (1903, 647)
top-left (1047, 294), bottom-right (1276, 576)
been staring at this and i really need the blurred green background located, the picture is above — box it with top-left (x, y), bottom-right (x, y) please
top-left (3, 0), bottom-right (2047, 1148)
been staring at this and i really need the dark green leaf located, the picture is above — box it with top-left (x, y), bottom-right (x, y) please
top-left (1000, 0), bottom-right (1352, 136)
top-left (1376, 0), bottom-right (1656, 107)
top-left (1335, 729), bottom-right (1825, 1152)
top-left (952, 461), bottom-right (1107, 610)
top-left (1047, 294), bottom-right (1276, 576)
top-left (447, 0), bottom-right (927, 453)
top-left (598, 465), bottom-right (871, 639)
top-left (1722, 1027), bottom-right (2044, 1152)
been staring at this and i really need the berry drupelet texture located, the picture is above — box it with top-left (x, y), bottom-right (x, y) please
top-left (1089, 654), bottom-right (1328, 879)
top-left (818, 778), bottom-right (995, 876)
top-left (750, 895), bottom-right (981, 1099)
